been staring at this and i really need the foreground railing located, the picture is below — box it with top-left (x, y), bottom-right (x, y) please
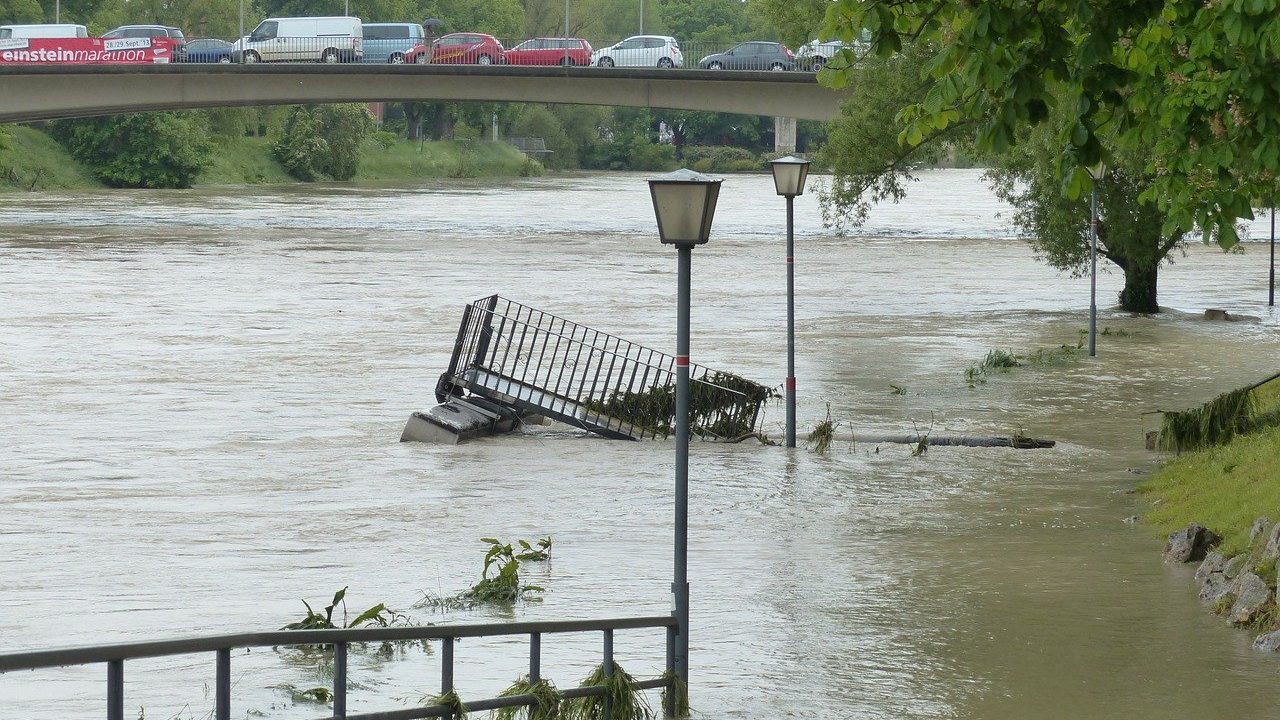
top-left (0, 615), bottom-right (677, 720)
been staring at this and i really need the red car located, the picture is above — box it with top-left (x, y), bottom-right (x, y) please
top-left (503, 37), bottom-right (593, 66)
top-left (407, 32), bottom-right (505, 65)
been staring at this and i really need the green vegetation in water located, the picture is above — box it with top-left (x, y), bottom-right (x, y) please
top-left (495, 677), bottom-right (562, 720)
top-left (1139, 423), bottom-right (1280, 557)
top-left (281, 586), bottom-right (406, 630)
top-left (583, 372), bottom-right (772, 440)
top-left (432, 690), bottom-right (468, 720)
top-left (660, 671), bottom-right (690, 719)
top-left (560, 663), bottom-right (651, 720)
top-left (419, 537), bottom-right (548, 609)
top-left (807, 404), bottom-right (837, 455)
top-left (1158, 374), bottom-right (1280, 453)
top-left (888, 384), bottom-right (907, 395)
top-left (964, 339), bottom-right (1086, 387)
top-left (273, 684), bottom-right (334, 705)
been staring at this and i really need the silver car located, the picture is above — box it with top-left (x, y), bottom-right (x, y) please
top-left (591, 35), bottom-right (682, 68)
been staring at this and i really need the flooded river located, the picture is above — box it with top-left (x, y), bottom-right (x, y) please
top-left (2, 170), bottom-right (1279, 719)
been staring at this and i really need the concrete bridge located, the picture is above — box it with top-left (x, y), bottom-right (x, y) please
top-left (0, 64), bottom-right (844, 151)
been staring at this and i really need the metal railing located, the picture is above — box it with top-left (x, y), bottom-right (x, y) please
top-left (0, 615), bottom-right (677, 720)
top-left (436, 295), bottom-right (770, 441)
top-left (163, 36), bottom-right (839, 72)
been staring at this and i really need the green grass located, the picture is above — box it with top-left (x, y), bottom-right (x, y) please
top-left (1140, 423), bottom-right (1280, 557)
top-left (356, 138), bottom-right (532, 181)
top-left (1159, 374), bottom-right (1280, 452)
top-left (197, 136), bottom-right (294, 185)
top-left (0, 125), bottom-right (101, 191)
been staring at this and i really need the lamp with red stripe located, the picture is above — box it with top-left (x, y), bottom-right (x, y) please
top-left (647, 168), bottom-right (721, 713)
top-left (770, 154), bottom-right (811, 448)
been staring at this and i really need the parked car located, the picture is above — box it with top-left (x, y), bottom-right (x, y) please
top-left (102, 24), bottom-right (185, 48)
top-left (361, 22), bottom-right (425, 63)
top-left (177, 38), bottom-right (234, 63)
top-left (231, 16), bottom-right (362, 64)
top-left (405, 32), bottom-right (504, 65)
top-left (590, 35), bottom-right (682, 68)
top-left (796, 40), bottom-right (849, 69)
top-left (0, 23), bottom-right (87, 39)
top-left (503, 37), bottom-right (592, 66)
top-left (698, 41), bottom-right (795, 71)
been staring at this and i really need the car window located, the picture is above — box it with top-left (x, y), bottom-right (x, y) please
top-left (643, 37), bottom-right (665, 49)
top-left (169, 29), bottom-right (184, 40)
top-left (250, 21), bottom-right (277, 41)
top-left (616, 38), bottom-right (642, 50)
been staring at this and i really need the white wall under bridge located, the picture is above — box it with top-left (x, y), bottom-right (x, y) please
top-left (0, 64), bottom-right (846, 124)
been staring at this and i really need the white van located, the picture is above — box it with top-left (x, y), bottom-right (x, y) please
top-left (0, 24), bottom-right (89, 39)
top-left (232, 16), bottom-right (362, 63)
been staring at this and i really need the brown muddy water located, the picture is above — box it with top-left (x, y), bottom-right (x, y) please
top-left (1, 170), bottom-right (1279, 719)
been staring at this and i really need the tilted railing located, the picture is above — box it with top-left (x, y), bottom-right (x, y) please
top-left (0, 615), bottom-right (678, 720)
top-left (436, 295), bottom-right (771, 441)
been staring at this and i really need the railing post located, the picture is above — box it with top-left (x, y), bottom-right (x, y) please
top-left (602, 629), bottom-right (614, 720)
top-left (333, 642), bottom-right (348, 719)
top-left (441, 636), bottom-right (454, 695)
top-left (529, 632), bottom-right (541, 683)
top-left (215, 648), bottom-right (231, 720)
top-left (664, 625), bottom-right (676, 718)
top-left (107, 659), bottom-right (124, 720)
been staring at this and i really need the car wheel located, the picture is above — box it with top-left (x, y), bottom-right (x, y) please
top-left (811, 56), bottom-right (826, 69)
top-left (770, 62), bottom-right (785, 71)
top-left (657, 57), bottom-right (674, 68)
top-left (708, 61), bottom-right (723, 70)
top-left (242, 50), bottom-right (260, 64)
top-left (218, 56), bottom-right (232, 64)
top-left (477, 54), bottom-right (493, 65)
top-left (415, 53), bottom-right (429, 64)
top-left (597, 57), bottom-right (613, 67)
top-left (388, 53), bottom-right (405, 64)
top-left (321, 48), bottom-right (340, 64)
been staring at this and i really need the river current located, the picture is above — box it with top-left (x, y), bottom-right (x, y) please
top-left (2, 170), bottom-right (1279, 719)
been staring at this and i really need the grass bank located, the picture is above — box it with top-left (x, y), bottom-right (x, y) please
top-left (1140, 374), bottom-right (1280, 556)
top-left (0, 126), bottom-right (101, 191)
top-left (2, 127), bottom-right (536, 191)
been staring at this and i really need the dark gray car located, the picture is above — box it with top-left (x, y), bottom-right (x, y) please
top-left (698, 41), bottom-right (795, 71)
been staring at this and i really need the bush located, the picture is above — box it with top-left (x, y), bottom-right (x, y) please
top-left (370, 130), bottom-right (398, 150)
top-left (50, 112), bottom-right (211, 188)
top-left (272, 104), bottom-right (373, 181)
top-left (683, 145), bottom-right (761, 172)
top-left (583, 133), bottom-right (676, 171)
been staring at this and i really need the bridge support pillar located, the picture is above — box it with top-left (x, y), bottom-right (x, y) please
top-left (774, 116), bottom-right (797, 154)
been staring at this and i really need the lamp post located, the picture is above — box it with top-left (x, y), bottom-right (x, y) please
top-left (564, 0), bottom-right (570, 66)
top-left (647, 168), bottom-right (722, 710)
top-left (1270, 206), bottom-right (1275, 308)
top-left (1086, 162), bottom-right (1107, 357)
top-left (769, 156), bottom-right (811, 448)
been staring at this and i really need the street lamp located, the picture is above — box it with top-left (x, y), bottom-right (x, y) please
top-left (770, 155), bottom-right (811, 448)
top-left (1086, 161), bottom-right (1107, 357)
top-left (647, 168), bottom-right (721, 710)
top-left (1270, 206), bottom-right (1275, 308)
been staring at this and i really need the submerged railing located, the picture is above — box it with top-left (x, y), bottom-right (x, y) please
top-left (0, 615), bottom-right (677, 720)
top-left (436, 295), bottom-right (771, 441)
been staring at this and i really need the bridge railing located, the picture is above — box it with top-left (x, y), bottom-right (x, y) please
top-left (0, 615), bottom-right (678, 720)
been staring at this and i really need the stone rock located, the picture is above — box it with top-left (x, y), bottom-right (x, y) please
top-left (1224, 554), bottom-right (1248, 580)
top-left (1230, 573), bottom-right (1273, 625)
top-left (1264, 523), bottom-right (1280, 559)
top-left (1195, 551), bottom-right (1227, 584)
top-left (1253, 630), bottom-right (1280, 653)
top-left (1204, 308), bottom-right (1233, 321)
top-left (1200, 572), bottom-right (1236, 605)
top-left (1250, 516), bottom-right (1274, 547)
top-left (1122, 515), bottom-right (1139, 525)
top-left (1163, 523), bottom-right (1222, 563)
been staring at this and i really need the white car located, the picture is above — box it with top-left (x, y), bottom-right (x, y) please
top-left (232, 16), bottom-right (362, 63)
top-left (591, 35), bottom-right (682, 68)
top-left (0, 23), bottom-right (88, 39)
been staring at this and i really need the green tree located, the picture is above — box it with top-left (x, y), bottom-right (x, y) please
top-left (420, 0), bottom-right (525, 38)
top-left (819, 0), bottom-right (1280, 248)
top-left (2, 0), bottom-right (43, 24)
top-left (272, 104), bottom-right (373, 181)
top-left (746, 0), bottom-right (826, 47)
top-left (51, 112), bottom-right (211, 189)
top-left (659, 0), bottom-right (748, 46)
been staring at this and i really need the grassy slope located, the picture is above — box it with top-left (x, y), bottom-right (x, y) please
top-left (0, 126), bottom-right (101, 191)
top-left (356, 138), bottom-right (533, 180)
top-left (1141, 375), bottom-right (1280, 556)
top-left (197, 136), bottom-right (294, 185)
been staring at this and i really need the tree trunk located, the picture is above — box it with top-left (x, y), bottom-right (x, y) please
top-left (1119, 260), bottom-right (1160, 313)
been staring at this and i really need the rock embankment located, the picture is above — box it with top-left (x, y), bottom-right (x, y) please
top-left (1165, 518), bottom-right (1280, 650)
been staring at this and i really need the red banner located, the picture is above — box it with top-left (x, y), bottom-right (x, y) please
top-left (0, 37), bottom-right (176, 64)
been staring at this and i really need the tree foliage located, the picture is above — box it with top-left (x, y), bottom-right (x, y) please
top-left (819, 0), bottom-right (1280, 247)
top-left (1, 0), bottom-right (43, 25)
top-left (50, 112), bottom-right (211, 188)
top-left (272, 104), bottom-right (372, 181)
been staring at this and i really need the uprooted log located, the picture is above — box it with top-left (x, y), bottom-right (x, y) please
top-left (842, 433), bottom-right (1055, 449)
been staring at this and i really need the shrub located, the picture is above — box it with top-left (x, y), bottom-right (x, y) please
top-left (50, 112), bottom-right (211, 188)
top-left (682, 145), bottom-right (760, 173)
top-left (370, 130), bottom-right (398, 150)
top-left (273, 104), bottom-right (373, 181)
